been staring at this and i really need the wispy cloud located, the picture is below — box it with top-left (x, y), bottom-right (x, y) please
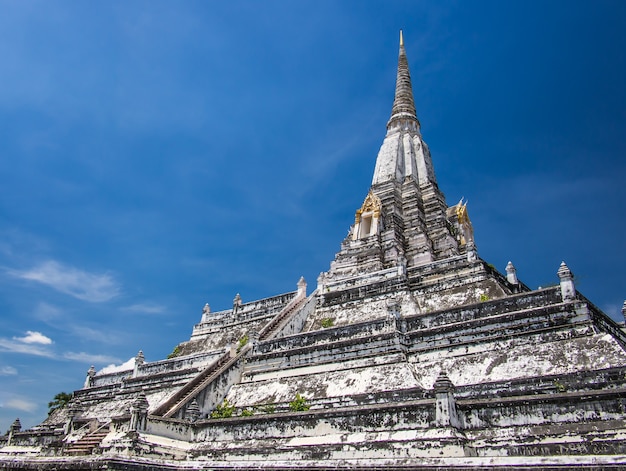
top-left (63, 352), bottom-right (122, 365)
top-left (8, 260), bottom-right (120, 302)
top-left (0, 338), bottom-right (55, 358)
top-left (0, 366), bottom-right (17, 375)
top-left (33, 302), bottom-right (63, 321)
top-left (5, 398), bottom-right (38, 413)
top-left (69, 326), bottom-right (126, 345)
top-left (13, 331), bottom-right (52, 345)
top-left (121, 303), bottom-right (166, 314)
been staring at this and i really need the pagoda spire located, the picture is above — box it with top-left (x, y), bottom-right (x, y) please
top-left (373, 31), bottom-right (431, 186)
top-left (388, 30), bottom-right (419, 129)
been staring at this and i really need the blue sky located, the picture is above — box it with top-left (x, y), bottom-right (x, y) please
top-left (1, 0), bottom-right (625, 431)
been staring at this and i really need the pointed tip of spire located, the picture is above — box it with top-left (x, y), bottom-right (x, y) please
top-left (388, 31), bottom-right (418, 129)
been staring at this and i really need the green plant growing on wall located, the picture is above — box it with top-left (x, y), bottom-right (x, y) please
top-left (288, 393), bottom-right (310, 412)
top-left (553, 379), bottom-right (567, 393)
top-left (258, 403), bottom-right (275, 414)
top-left (237, 334), bottom-right (249, 353)
top-left (167, 345), bottom-right (181, 359)
top-left (210, 399), bottom-right (235, 419)
top-left (479, 293), bottom-right (490, 302)
top-left (321, 318), bottom-right (334, 328)
top-left (241, 408), bottom-right (254, 417)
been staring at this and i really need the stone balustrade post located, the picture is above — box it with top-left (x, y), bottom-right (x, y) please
top-left (201, 303), bottom-right (211, 322)
top-left (133, 350), bottom-right (145, 378)
top-left (185, 398), bottom-right (201, 422)
top-left (7, 418), bottom-right (21, 445)
top-left (129, 392), bottom-right (149, 432)
top-left (433, 371), bottom-right (460, 429)
top-left (316, 272), bottom-right (326, 294)
top-left (233, 294), bottom-right (242, 316)
top-left (297, 276), bottom-right (307, 298)
top-left (84, 365), bottom-right (96, 389)
top-left (505, 261), bottom-right (518, 285)
top-left (557, 261), bottom-right (576, 301)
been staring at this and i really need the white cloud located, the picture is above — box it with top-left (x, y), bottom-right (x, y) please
top-left (13, 330), bottom-right (52, 345)
top-left (121, 303), bottom-right (166, 314)
top-left (0, 366), bottom-right (17, 375)
top-left (0, 338), bottom-right (55, 357)
top-left (63, 351), bottom-right (122, 365)
top-left (5, 398), bottom-right (38, 412)
top-left (34, 302), bottom-right (63, 321)
top-left (98, 357), bottom-right (135, 375)
top-left (8, 260), bottom-right (120, 302)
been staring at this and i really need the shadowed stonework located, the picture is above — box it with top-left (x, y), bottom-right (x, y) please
top-left (2, 32), bottom-right (626, 471)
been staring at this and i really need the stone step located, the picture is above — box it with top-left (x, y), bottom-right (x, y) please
top-left (64, 431), bottom-right (108, 455)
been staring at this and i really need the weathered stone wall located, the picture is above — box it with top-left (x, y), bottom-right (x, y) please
top-left (137, 372), bottom-right (626, 463)
top-left (270, 292), bottom-right (316, 339)
top-left (178, 291), bottom-right (298, 355)
top-left (231, 358), bottom-right (419, 406)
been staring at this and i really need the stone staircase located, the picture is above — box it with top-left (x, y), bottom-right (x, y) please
top-left (152, 349), bottom-right (236, 418)
top-left (64, 429), bottom-right (108, 455)
top-left (259, 296), bottom-right (308, 341)
top-left (152, 293), bottom-right (309, 420)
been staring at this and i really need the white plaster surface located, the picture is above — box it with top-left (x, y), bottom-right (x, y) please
top-left (228, 362), bottom-right (420, 406)
top-left (410, 332), bottom-right (626, 389)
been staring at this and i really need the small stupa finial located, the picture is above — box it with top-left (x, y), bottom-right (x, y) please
top-left (399, 29), bottom-right (404, 47)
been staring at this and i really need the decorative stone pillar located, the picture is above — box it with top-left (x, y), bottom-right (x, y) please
top-left (297, 276), bottom-right (307, 298)
top-left (84, 365), bottom-right (96, 388)
top-left (201, 303), bottom-right (211, 321)
top-left (129, 392), bottom-right (149, 432)
top-left (557, 261), bottom-right (576, 301)
top-left (233, 293), bottom-right (242, 316)
top-left (316, 272), bottom-right (326, 293)
top-left (133, 350), bottom-right (145, 378)
top-left (433, 371), bottom-right (460, 429)
top-left (7, 418), bottom-right (21, 445)
top-left (185, 398), bottom-right (201, 422)
top-left (505, 261), bottom-right (518, 285)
